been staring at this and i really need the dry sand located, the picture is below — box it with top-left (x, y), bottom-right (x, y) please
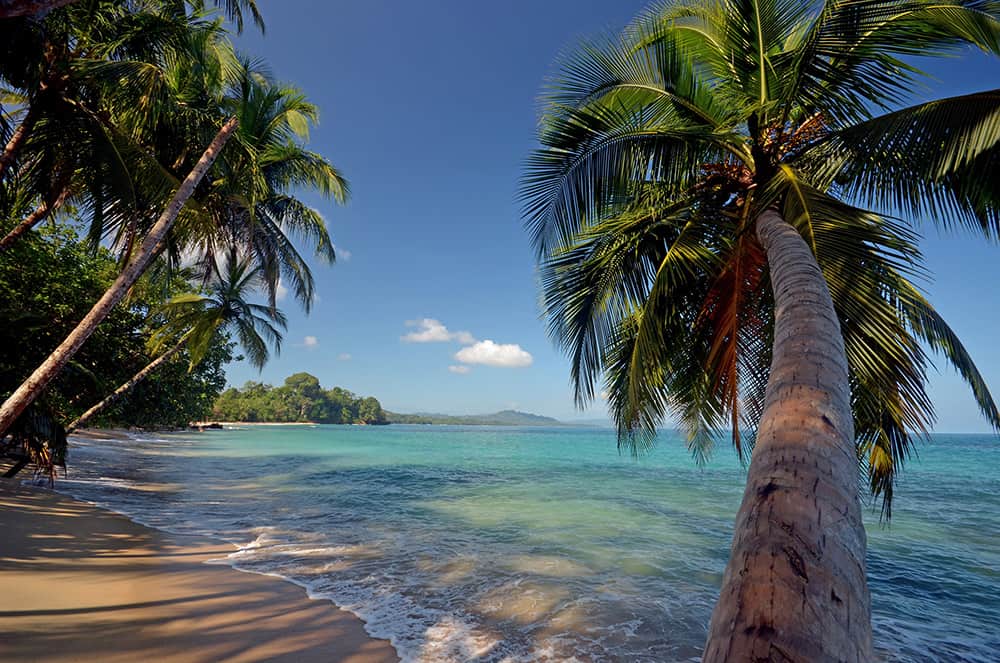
top-left (0, 479), bottom-right (399, 662)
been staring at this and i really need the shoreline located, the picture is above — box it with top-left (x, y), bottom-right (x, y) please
top-left (0, 478), bottom-right (399, 662)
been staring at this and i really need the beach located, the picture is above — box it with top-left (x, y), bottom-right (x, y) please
top-left (2, 426), bottom-right (998, 661)
top-left (0, 478), bottom-right (398, 663)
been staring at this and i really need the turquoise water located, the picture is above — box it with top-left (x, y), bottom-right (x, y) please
top-left (59, 426), bottom-right (1000, 661)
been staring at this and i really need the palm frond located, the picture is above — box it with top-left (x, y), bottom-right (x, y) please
top-left (801, 90), bottom-right (1000, 236)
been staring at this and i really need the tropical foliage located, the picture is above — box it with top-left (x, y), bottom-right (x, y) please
top-left (66, 247), bottom-right (287, 432)
top-left (213, 373), bottom-right (388, 425)
top-left (523, 0), bottom-right (1000, 516)
top-left (0, 0), bottom-right (346, 473)
top-left (0, 226), bottom-right (232, 429)
top-left (526, 1), bottom-right (1000, 657)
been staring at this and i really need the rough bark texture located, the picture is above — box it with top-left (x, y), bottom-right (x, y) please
top-left (0, 185), bottom-right (68, 251)
top-left (0, 0), bottom-right (75, 18)
top-left (703, 209), bottom-right (873, 662)
top-left (66, 337), bottom-right (187, 433)
top-left (0, 117), bottom-right (238, 437)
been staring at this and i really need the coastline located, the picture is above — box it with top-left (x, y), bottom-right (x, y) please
top-left (0, 478), bottom-right (399, 663)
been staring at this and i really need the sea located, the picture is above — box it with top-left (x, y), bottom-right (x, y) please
top-left (52, 425), bottom-right (1000, 662)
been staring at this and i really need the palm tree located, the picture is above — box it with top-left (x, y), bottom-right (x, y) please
top-left (181, 63), bottom-right (349, 311)
top-left (66, 248), bottom-right (285, 432)
top-left (522, 1), bottom-right (1000, 660)
top-left (0, 115), bottom-right (237, 436)
top-left (0, 1), bottom-right (240, 248)
top-left (1, 5), bottom-right (346, 439)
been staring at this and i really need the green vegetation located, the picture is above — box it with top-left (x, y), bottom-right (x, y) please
top-left (0, 1), bottom-right (345, 477)
top-left (213, 373), bottom-right (388, 425)
top-left (67, 248), bottom-right (287, 432)
top-left (0, 226), bottom-right (233, 431)
top-left (385, 410), bottom-right (564, 426)
top-left (524, 1), bottom-right (1000, 657)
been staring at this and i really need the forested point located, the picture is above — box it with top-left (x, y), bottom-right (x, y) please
top-left (212, 373), bottom-right (388, 425)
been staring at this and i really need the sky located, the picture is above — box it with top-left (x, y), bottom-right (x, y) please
top-left (223, 1), bottom-right (1000, 432)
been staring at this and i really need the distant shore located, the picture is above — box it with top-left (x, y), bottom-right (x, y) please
top-left (191, 421), bottom-right (320, 427)
top-left (0, 478), bottom-right (398, 663)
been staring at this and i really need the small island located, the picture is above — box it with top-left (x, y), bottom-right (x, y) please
top-left (212, 372), bottom-right (389, 425)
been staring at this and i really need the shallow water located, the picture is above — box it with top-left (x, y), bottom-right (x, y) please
top-left (55, 426), bottom-right (1000, 662)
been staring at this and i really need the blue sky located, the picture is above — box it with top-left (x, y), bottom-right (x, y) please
top-left (225, 1), bottom-right (1000, 432)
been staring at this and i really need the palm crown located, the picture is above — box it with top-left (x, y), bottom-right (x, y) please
top-left (151, 247), bottom-right (286, 371)
top-left (523, 0), bottom-right (1000, 514)
top-left (2, 2), bottom-right (345, 312)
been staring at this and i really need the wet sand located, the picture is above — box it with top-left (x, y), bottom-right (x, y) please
top-left (0, 479), bottom-right (399, 662)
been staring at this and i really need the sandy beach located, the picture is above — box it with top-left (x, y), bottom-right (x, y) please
top-left (0, 479), bottom-right (398, 663)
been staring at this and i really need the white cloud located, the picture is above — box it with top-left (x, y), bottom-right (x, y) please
top-left (448, 365), bottom-right (471, 374)
top-left (334, 244), bottom-right (352, 261)
top-left (337, 353), bottom-right (352, 361)
top-left (275, 282), bottom-right (289, 302)
top-left (401, 318), bottom-right (475, 344)
top-left (454, 340), bottom-right (532, 368)
top-left (303, 335), bottom-right (319, 348)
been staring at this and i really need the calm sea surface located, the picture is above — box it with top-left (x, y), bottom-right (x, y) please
top-left (55, 426), bottom-right (1000, 662)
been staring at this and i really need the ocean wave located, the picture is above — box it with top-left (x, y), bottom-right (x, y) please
top-left (50, 427), bottom-right (1000, 663)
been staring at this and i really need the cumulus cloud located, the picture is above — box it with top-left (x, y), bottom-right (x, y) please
top-left (275, 281), bottom-right (289, 302)
top-left (454, 340), bottom-right (532, 368)
top-left (337, 353), bottom-right (352, 361)
top-left (303, 335), bottom-right (319, 348)
top-left (401, 319), bottom-right (475, 344)
top-left (334, 244), bottom-right (351, 261)
top-left (448, 365), bottom-right (471, 374)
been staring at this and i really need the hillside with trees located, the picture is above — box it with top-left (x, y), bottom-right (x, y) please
top-left (212, 373), bottom-right (388, 425)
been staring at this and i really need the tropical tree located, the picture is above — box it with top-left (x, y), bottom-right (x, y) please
top-left (179, 63), bottom-right (349, 310)
top-left (0, 2), bottom-right (230, 242)
top-left (1, 3), bottom-right (347, 440)
top-left (0, 1), bottom-right (245, 437)
top-left (66, 248), bottom-right (285, 432)
top-left (522, 1), bottom-right (1000, 660)
top-left (0, 115), bottom-right (236, 435)
top-left (0, 0), bottom-right (261, 192)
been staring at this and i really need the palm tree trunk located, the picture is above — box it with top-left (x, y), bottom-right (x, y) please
top-left (0, 117), bottom-right (238, 438)
top-left (0, 104), bottom-right (39, 180)
top-left (0, 185), bottom-right (69, 251)
top-left (703, 209), bottom-right (872, 662)
top-left (66, 336), bottom-right (188, 434)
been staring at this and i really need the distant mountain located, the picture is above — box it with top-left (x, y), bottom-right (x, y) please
top-left (385, 409), bottom-right (567, 426)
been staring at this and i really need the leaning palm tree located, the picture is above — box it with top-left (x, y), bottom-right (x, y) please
top-left (0, 114), bottom-right (237, 436)
top-left (181, 63), bottom-right (349, 311)
top-left (0, 8), bottom-right (347, 439)
top-left (523, 1), bottom-right (1000, 660)
top-left (0, 2), bottom-right (229, 240)
top-left (0, 0), bottom-right (260, 187)
top-left (66, 248), bottom-right (285, 432)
